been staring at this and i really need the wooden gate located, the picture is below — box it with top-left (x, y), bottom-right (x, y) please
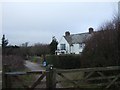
top-left (2, 64), bottom-right (55, 89)
top-left (2, 65), bottom-right (120, 89)
top-left (55, 66), bottom-right (120, 88)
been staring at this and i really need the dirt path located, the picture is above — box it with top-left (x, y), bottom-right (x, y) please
top-left (24, 60), bottom-right (45, 71)
top-left (24, 60), bottom-right (46, 88)
top-left (24, 60), bottom-right (62, 88)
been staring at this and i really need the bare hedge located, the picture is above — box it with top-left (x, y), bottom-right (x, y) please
top-left (2, 55), bottom-right (25, 71)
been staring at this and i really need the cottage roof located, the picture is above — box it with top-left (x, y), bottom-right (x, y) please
top-left (64, 32), bottom-right (92, 45)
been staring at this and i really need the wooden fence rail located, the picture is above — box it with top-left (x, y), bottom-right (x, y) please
top-left (56, 66), bottom-right (120, 88)
top-left (2, 65), bottom-right (120, 89)
top-left (56, 66), bottom-right (120, 73)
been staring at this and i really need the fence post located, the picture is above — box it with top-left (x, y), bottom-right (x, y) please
top-left (46, 64), bottom-right (56, 89)
top-left (2, 64), bottom-right (12, 89)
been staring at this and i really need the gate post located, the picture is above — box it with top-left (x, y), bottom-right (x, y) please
top-left (46, 64), bottom-right (56, 89)
top-left (2, 64), bottom-right (12, 89)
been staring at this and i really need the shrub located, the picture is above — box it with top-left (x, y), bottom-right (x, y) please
top-left (46, 55), bottom-right (81, 69)
top-left (31, 56), bottom-right (42, 64)
top-left (2, 55), bottom-right (25, 71)
top-left (80, 15), bottom-right (120, 68)
top-left (29, 43), bottom-right (50, 56)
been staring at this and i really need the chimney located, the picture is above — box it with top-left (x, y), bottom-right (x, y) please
top-left (89, 27), bottom-right (94, 34)
top-left (65, 31), bottom-right (70, 36)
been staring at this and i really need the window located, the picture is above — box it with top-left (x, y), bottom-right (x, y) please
top-left (79, 43), bottom-right (83, 48)
top-left (60, 44), bottom-right (66, 50)
top-left (79, 43), bottom-right (85, 49)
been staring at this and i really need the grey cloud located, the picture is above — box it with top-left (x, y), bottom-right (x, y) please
top-left (2, 2), bottom-right (117, 45)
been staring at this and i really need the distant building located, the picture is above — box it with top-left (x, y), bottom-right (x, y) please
top-left (55, 28), bottom-right (94, 55)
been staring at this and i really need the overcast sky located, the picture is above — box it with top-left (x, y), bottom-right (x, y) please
top-left (2, 1), bottom-right (118, 46)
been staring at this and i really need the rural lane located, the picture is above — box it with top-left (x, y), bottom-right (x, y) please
top-left (24, 60), bottom-right (46, 88)
top-left (24, 60), bottom-right (45, 71)
top-left (24, 60), bottom-right (62, 88)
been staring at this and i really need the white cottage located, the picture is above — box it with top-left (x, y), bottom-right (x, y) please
top-left (55, 28), bottom-right (94, 55)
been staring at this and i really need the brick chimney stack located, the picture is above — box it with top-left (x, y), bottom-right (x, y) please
top-left (65, 31), bottom-right (70, 36)
top-left (89, 27), bottom-right (94, 34)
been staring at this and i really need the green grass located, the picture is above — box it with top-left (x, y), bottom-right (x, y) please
top-left (11, 74), bottom-right (37, 88)
top-left (30, 56), bottom-right (43, 64)
top-left (11, 67), bottom-right (41, 88)
top-left (56, 71), bottom-right (103, 88)
top-left (56, 71), bottom-right (84, 88)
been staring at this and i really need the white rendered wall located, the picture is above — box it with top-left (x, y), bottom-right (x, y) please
top-left (57, 36), bottom-right (70, 54)
top-left (71, 43), bottom-right (85, 54)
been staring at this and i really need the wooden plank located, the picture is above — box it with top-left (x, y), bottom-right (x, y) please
top-left (5, 72), bottom-right (27, 75)
top-left (56, 75), bottom-right (117, 83)
top-left (27, 70), bottom-right (46, 74)
top-left (106, 74), bottom-right (120, 88)
top-left (87, 75), bottom-right (116, 81)
top-left (5, 66), bottom-right (120, 76)
top-left (97, 71), bottom-right (105, 77)
top-left (30, 72), bottom-right (46, 89)
top-left (97, 71), bottom-right (112, 82)
top-left (56, 66), bottom-right (120, 73)
top-left (57, 79), bottom-right (120, 88)
top-left (84, 71), bottom-right (95, 79)
top-left (5, 70), bottom-right (46, 76)
top-left (57, 73), bottom-right (79, 87)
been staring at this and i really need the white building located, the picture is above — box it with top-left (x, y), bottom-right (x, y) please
top-left (55, 28), bottom-right (94, 55)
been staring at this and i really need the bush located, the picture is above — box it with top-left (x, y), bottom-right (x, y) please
top-left (46, 55), bottom-right (81, 69)
top-left (2, 55), bottom-right (25, 71)
top-left (31, 56), bottom-right (42, 64)
top-left (80, 15), bottom-right (120, 68)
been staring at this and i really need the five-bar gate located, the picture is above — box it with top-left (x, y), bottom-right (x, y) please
top-left (2, 65), bottom-right (120, 89)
